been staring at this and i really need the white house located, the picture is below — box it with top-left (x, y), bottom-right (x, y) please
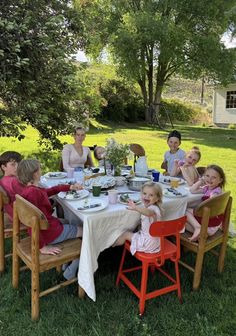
top-left (213, 83), bottom-right (236, 126)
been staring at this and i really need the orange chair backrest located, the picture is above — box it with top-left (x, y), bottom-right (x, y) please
top-left (149, 216), bottom-right (186, 237)
top-left (149, 216), bottom-right (186, 265)
top-left (15, 195), bottom-right (48, 230)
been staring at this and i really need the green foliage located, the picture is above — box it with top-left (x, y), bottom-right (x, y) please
top-left (161, 98), bottom-right (205, 123)
top-left (100, 79), bottom-right (144, 122)
top-left (228, 123), bottom-right (236, 129)
top-left (0, 0), bottom-right (87, 149)
top-left (75, 0), bottom-right (236, 122)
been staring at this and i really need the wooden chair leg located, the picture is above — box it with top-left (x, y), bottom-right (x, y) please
top-left (31, 269), bottom-right (40, 321)
top-left (139, 262), bottom-right (148, 316)
top-left (218, 241), bottom-right (227, 273)
top-left (0, 220), bottom-right (4, 274)
top-left (12, 251), bottom-right (20, 288)
top-left (193, 249), bottom-right (205, 290)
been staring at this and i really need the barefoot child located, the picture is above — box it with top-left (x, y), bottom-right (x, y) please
top-left (114, 182), bottom-right (163, 254)
top-left (171, 146), bottom-right (201, 186)
top-left (185, 164), bottom-right (226, 241)
top-left (161, 130), bottom-right (185, 175)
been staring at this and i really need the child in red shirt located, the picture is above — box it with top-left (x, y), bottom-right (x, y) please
top-left (17, 159), bottom-right (83, 258)
top-left (0, 151), bottom-right (24, 220)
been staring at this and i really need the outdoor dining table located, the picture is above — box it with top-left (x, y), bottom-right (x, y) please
top-left (41, 173), bottom-right (202, 301)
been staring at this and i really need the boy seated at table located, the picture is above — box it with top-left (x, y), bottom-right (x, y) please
top-left (161, 130), bottom-right (185, 175)
top-left (0, 151), bottom-right (25, 221)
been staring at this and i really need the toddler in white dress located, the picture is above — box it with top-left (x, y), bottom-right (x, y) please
top-left (114, 182), bottom-right (163, 254)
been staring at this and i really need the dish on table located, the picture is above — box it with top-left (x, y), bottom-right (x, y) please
top-left (44, 172), bottom-right (67, 179)
top-left (163, 188), bottom-right (187, 198)
top-left (118, 193), bottom-right (141, 205)
top-left (84, 175), bottom-right (116, 190)
top-left (159, 177), bottom-right (185, 185)
top-left (76, 199), bottom-right (108, 213)
top-left (58, 189), bottom-right (89, 201)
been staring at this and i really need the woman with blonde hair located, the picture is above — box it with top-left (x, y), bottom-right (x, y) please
top-left (62, 126), bottom-right (94, 171)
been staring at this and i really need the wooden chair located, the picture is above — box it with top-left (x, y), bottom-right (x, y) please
top-left (179, 191), bottom-right (232, 290)
top-left (129, 144), bottom-right (145, 171)
top-left (12, 195), bottom-right (82, 320)
top-left (116, 216), bottom-right (186, 315)
top-left (0, 188), bottom-right (27, 275)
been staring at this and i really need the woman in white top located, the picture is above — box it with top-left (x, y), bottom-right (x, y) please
top-left (62, 127), bottom-right (94, 171)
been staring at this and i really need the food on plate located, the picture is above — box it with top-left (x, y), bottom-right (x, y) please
top-left (84, 175), bottom-right (116, 189)
top-left (119, 193), bottom-right (140, 204)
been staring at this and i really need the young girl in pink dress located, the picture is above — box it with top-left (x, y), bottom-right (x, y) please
top-left (114, 182), bottom-right (163, 254)
top-left (186, 164), bottom-right (226, 241)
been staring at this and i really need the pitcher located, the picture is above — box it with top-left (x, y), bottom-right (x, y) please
top-left (135, 156), bottom-right (148, 175)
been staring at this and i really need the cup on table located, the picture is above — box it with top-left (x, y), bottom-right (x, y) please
top-left (152, 171), bottom-right (160, 182)
top-left (67, 168), bottom-right (74, 178)
top-left (108, 190), bottom-right (118, 204)
top-left (170, 178), bottom-right (179, 188)
top-left (92, 185), bottom-right (101, 197)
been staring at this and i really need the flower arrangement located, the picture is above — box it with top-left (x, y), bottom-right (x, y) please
top-left (105, 138), bottom-right (130, 175)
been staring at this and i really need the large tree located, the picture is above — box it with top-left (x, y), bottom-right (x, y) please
top-left (0, 0), bottom-right (85, 148)
top-left (75, 0), bottom-right (236, 122)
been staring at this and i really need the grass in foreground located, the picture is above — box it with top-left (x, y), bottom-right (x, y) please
top-left (0, 122), bottom-right (236, 335)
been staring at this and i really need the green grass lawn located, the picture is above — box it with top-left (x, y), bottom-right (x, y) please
top-left (0, 121), bottom-right (236, 335)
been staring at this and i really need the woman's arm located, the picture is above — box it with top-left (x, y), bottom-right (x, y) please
top-left (62, 145), bottom-right (72, 170)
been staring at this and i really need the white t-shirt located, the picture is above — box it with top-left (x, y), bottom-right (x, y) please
top-left (164, 148), bottom-right (185, 174)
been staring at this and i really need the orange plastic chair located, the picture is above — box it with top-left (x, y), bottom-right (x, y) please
top-left (116, 216), bottom-right (186, 315)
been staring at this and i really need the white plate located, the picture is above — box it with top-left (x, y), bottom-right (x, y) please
top-left (76, 199), bottom-right (108, 213)
top-left (160, 177), bottom-right (185, 185)
top-left (58, 189), bottom-right (89, 201)
top-left (44, 172), bottom-right (67, 179)
top-left (118, 194), bottom-right (141, 205)
top-left (163, 189), bottom-right (188, 198)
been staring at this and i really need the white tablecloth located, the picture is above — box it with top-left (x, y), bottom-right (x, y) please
top-left (50, 182), bottom-right (202, 301)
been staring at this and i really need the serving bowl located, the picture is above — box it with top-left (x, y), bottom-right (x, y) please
top-left (127, 176), bottom-right (151, 191)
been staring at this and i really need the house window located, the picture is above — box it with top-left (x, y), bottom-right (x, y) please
top-left (226, 91), bottom-right (236, 108)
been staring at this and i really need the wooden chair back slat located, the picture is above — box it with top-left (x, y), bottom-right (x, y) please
top-left (15, 195), bottom-right (48, 230)
top-left (0, 187), bottom-right (10, 206)
top-left (194, 191), bottom-right (231, 218)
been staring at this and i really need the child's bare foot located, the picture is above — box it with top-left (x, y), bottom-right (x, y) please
top-left (189, 228), bottom-right (201, 241)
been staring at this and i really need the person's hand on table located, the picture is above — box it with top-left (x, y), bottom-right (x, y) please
top-left (70, 183), bottom-right (83, 191)
top-left (40, 245), bottom-right (62, 255)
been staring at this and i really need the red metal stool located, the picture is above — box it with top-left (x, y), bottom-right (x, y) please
top-left (116, 216), bottom-right (186, 315)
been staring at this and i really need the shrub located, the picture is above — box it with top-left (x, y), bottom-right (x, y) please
top-left (161, 98), bottom-right (210, 124)
top-left (100, 80), bottom-right (144, 122)
top-left (228, 124), bottom-right (236, 129)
